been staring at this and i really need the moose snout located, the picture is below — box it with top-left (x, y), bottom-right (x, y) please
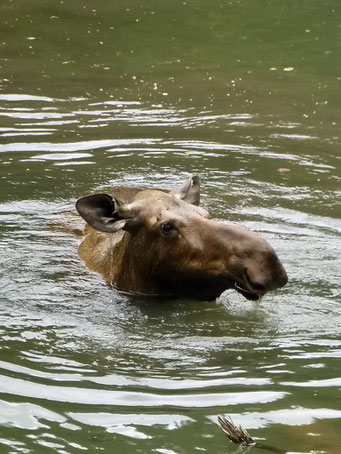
top-left (277, 265), bottom-right (288, 288)
top-left (244, 261), bottom-right (288, 294)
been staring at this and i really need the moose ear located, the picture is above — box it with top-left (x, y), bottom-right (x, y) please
top-left (171, 175), bottom-right (200, 206)
top-left (76, 193), bottom-right (128, 233)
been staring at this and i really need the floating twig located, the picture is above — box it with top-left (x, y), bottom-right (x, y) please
top-left (218, 415), bottom-right (255, 446)
top-left (218, 415), bottom-right (286, 454)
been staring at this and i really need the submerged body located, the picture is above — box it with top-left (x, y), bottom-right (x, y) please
top-left (76, 176), bottom-right (287, 301)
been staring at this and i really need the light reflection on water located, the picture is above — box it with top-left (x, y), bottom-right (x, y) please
top-left (0, 92), bottom-right (340, 454)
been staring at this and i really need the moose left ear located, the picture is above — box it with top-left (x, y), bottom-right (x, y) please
top-left (171, 175), bottom-right (200, 206)
top-left (76, 193), bottom-right (128, 233)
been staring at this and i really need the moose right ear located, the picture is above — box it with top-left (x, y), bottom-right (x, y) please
top-left (171, 175), bottom-right (200, 206)
top-left (76, 193), bottom-right (127, 233)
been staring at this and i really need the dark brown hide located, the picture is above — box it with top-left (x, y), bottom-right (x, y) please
top-left (76, 177), bottom-right (287, 300)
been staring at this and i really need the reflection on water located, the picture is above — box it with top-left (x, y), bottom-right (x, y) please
top-left (1, 0), bottom-right (341, 453)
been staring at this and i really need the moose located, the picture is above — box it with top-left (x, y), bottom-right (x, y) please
top-left (76, 176), bottom-right (287, 301)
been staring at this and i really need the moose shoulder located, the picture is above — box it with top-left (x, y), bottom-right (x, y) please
top-left (76, 176), bottom-right (288, 301)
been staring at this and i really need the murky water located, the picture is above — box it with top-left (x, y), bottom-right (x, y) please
top-left (1, 1), bottom-right (340, 453)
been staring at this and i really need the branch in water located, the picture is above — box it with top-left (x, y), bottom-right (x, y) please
top-left (218, 415), bottom-right (255, 446)
top-left (218, 416), bottom-right (286, 454)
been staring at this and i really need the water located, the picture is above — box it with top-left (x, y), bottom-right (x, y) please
top-left (1, 1), bottom-right (340, 453)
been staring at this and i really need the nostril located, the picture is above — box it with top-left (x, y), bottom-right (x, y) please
top-left (249, 280), bottom-right (266, 292)
top-left (244, 268), bottom-right (266, 292)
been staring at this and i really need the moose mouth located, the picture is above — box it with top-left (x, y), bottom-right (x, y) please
top-left (234, 283), bottom-right (262, 301)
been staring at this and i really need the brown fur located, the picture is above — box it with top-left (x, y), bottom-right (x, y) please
top-left (76, 178), bottom-right (287, 300)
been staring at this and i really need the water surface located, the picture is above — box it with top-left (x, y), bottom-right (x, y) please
top-left (1, 1), bottom-right (340, 453)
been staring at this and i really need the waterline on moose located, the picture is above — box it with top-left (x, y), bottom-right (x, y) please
top-left (76, 176), bottom-right (287, 301)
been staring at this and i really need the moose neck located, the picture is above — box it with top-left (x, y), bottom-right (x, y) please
top-left (113, 232), bottom-right (166, 296)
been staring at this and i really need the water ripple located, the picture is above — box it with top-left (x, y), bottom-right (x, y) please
top-left (0, 376), bottom-right (287, 407)
top-left (1, 92), bottom-right (340, 452)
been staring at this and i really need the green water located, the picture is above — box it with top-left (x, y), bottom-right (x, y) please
top-left (1, 1), bottom-right (340, 453)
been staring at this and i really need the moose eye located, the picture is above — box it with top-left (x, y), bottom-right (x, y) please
top-left (160, 221), bottom-right (175, 235)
